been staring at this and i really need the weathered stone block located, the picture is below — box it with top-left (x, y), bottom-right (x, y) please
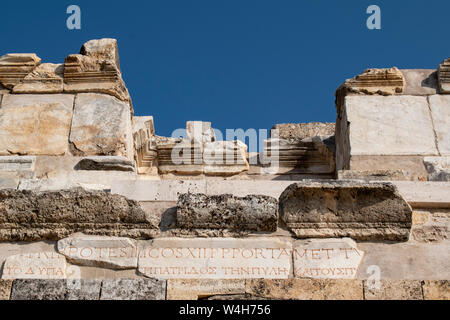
top-left (424, 157), bottom-right (450, 181)
top-left (364, 280), bottom-right (423, 300)
top-left (69, 93), bottom-right (133, 159)
top-left (166, 279), bottom-right (245, 300)
top-left (10, 279), bottom-right (67, 300)
top-left (100, 278), bottom-right (166, 300)
top-left (66, 279), bottom-right (102, 300)
top-left (438, 58), bottom-right (450, 94)
top-left (12, 63), bottom-right (64, 94)
top-left (138, 238), bottom-right (292, 279)
top-left (279, 181), bottom-right (413, 241)
top-left (271, 123), bottom-right (335, 141)
top-left (428, 95), bottom-right (450, 155)
top-left (177, 193), bottom-right (278, 232)
top-left (80, 38), bottom-right (121, 70)
top-left (75, 156), bottom-right (135, 172)
top-left (1, 252), bottom-right (67, 280)
top-left (203, 141), bottom-right (249, 176)
top-left (57, 234), bottom-right (138, 269)
top-left (0, 94), bottom-right (74, 156)
top-left (0, 279), bottom-right (12, 300)
top-left (293, 238), bottom-right (364, 279)
top-left (0, 156), bottom-right (35, 179)
top-left (0, 188), bottom-right (159, 241)
top-left (422, 280), bottom-right (450, 300)
top-left (245, 279), bottom-right (364, 300)
top-left (186, 121), bottom-right (215, 143)
top-left (401, 69), bottom-right (438, 95)
top-left (0, 54), bottom-right (41, 89)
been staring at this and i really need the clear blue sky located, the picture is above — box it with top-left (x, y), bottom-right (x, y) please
top-left (1, 0), bottom-right (449, 137)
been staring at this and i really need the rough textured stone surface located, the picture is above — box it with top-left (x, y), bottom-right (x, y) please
top-left (246, 279), bottom-right (363, 300)
top-left (438, 58), bottom-right (450, 94)
top-left (64, 39), bottom-right (130, 103)
top-left (203, 141), bottom-right (249, 176)
top-left (0, 94), bottom-right (74, 156)
top-left (69, 93), bottom-right (133, 159)
top-left (428, 95), bottom-right (450, 155)
top-left (0, 188), bottom-right (159, 241)
top-left (412, 226), bottom-right (448, 243)
top-left (337, 67), bottom-right (404, 96)
top-left (364, 280), bottom-right (423, 300)
top-left (422, 280), bottom-right (450, 300)
top-left (279, 181), bottom-right (413, 241)
top-left (138, 238), bottom-right (292, 279)
top-left (75, 156), bottom-right (135, 172)
top-left (338, 169), bottom-right (410, 181)
top-left (271, 123), bottom-right (335, 141)
top-left (186, 121), bottom-right (216, 143)
top-left (177, 193), bottom-right (278, 232)
top-left (0, 53), bottom-right (41, 89)
top-left (1, 252), bottom-right (67, 279)
top-left (66, 279), bottom-right (102, 300)
top-left (0, 279), bottom-right (12, 300)
top-left (293, 238), bottom-right (364, 279)
top-left (10, 279), bottom-right (67, 300)
top-left (401, 69), bottom-right (438, 95)
top-left (424, 157), bottom-right (450, 181)
top-left (100, 278), bottom-right (166, 300)
top-left (13, 63), bottom-right (64, 93)
top-left (57, 234), bottom-right (138, 269)
top-left (167, 279), bottom-right (245, 300)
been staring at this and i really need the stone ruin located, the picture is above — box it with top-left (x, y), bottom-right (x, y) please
top-left (0, 39), bottom-right (448, 301)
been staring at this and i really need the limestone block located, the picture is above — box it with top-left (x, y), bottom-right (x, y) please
top-left (0, 94), bottom-right (74, 156)
top-left (100, 278), bottom-right (166, 300)
top-left (293, 239), bottom-right (364, 279)
top-left (342, 95), bottom-right (438, 156)
top-left (279, 181), bottom-right (413, 241)
top-left (422, 280), bottom-right (450, 300)
top-left (338, 67), bottom-right (404, 96)
top-left (0, 156), bottom-right (35, 179)
top-left (428, 95), bottom-right (450, 155)
top-left (206, 180), bottom-right (294, 198)
top-left (0, 280), bottom-right (12, 300)
top-left (186, 121), bottom-right (216, 143)
top-left (392, 181), bottom-right (450, 208)
top-left (364, 280), bottom-right (423, 300)
top-left (157, 141), bottom-right (204, 174)
top-left (412, 226), bottom-right (448, 243)
top-left (1, 252), bottom-right (67, 280)
top-left (0, 54), bottom-right (41, 89)
top-left (338, 169), bottom-right (410, 181)
top-left (57, 234), bottom-right (138, 269)
top-left (111, 179), bottom-right (207, 201)
top-left (424, 157), bottom-right (450, 181)
top-left (177, 193), bottom-right (278, 232)
top-left (138, 238), bottom-right (292, 279)
top-left (401, 69), bottom-right (438, 95)
top-left (80, 38), bottom-right (121, 71)
top-left (69, 93), bottom-right (133, 159)
top-left (12, 63), bottom-right (64, 93)
top-left (271, 123), bottom-right (335, 141)
top-left (245, 279), bottom-right (363, 300)
top-left (75, 156), bottom-right (135, 172)
top-left (166, 279), bottom-right (245, 300)
top-left (0, 188), bottom-right (159, 241)
top-left (10, 279), bottom-right (67, 300)
top-left (438, 58), bottom-right (450, 94)
top-left (203, 141), bottom-right (249, 176)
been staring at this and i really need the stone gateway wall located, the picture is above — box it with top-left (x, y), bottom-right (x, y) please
top-left (0, 39), bottom-right (448, 300)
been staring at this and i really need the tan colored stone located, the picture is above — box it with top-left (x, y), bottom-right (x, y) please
top-left (69, 93), bottom-right (133, 159)
top-left (438, 58), bottom-right (450, 94)
top-left (338, 67), bottom-right (404, 96)
top-left (271, 123), bottom-right (335, 141)
top-left (0, 94), bottom-right (74, 156)
top-left (80, 38), bottom-right (121, 71)
top-left (364, 280), bottom-right (423, 300)
top-left (138, 238), bottom-right (292, 280)
top-left (245, 279), bottom-right (363, 300)
top-left (422, 280), bottom-right (450, 300)
top-left (167, 279), bottom-right (245, 300)
top-left (1, 252), bottom-right (68, 280)
top-left (412, 211), bottom-right (430, 225)
top-left (279, 181), bottom-right (413, 241)
top-left (57, 234), bottom-right (138, 269)
top-left (0, 54), bottom-right (41, 89)
top-left (133, 117), bottom-right (157, 174)
top-left (13, 63), bottom-right (63, 93)
top-left (0, 279), bottom-right (12, 300)
top-left (412, 226), bottom-right (448, 243)
top-left (293, 238), bottom-right (364, 279)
